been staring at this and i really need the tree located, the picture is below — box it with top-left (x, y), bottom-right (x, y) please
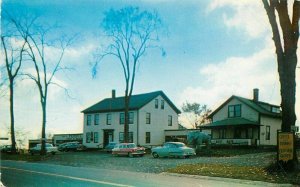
top-left (181, 102), bottom-right (211, 129)
top-left (13, 18), bottom-right (73, 155)
top-left (0, 14), bottom-right (31, 154)
top-left (93, 7), bottom-right (164, 142)
top-left (262, 0), bottom-right (299, 170)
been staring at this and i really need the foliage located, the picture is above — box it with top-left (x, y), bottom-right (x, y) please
top-left (181, 102), bottom-right (211, 129)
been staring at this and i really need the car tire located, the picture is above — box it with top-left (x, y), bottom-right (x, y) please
top-left (152, 152), bottom-right (159, 158)
top-left (128, 153), bottom-right (133, 158)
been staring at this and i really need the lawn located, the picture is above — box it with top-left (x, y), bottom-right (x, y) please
top-left (196, 147), bottom-right (275, 157)
top-left (167, 163), bottom-right (300, 185)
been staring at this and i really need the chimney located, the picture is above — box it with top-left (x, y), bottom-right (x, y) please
top-left (112, 89), bottom-right (116, 99)
top-left (253, 88), bottom-right (259, 102)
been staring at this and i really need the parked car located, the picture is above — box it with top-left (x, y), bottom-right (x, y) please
top-left (151, 142), bottom-right (196, 158)
top-left (1, 145), bottom-right (18, 154)
top-left (104, 142), bottom-right (117, 152)
top-left (58, 142), bottom-right (80, 152)
top-left (112, 143), bottom-right (145, 157)
top-left (29, 143), bottom-right (58, 155)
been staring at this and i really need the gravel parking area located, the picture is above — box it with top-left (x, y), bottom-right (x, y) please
top-left (41, 151), bottom-right (277, 173)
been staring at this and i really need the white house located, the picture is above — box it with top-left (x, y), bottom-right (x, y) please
top-left (201, 89), bottom-right (282, 146)
top-left (81, 90), bottom-right (181, 148)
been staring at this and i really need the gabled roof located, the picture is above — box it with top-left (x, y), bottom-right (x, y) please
top-left (208, 95), bottom-right (281, 119)
top-left (82, 91), bottom-right (181, 114)
top-left (200, 117), bottom-right (260, 128)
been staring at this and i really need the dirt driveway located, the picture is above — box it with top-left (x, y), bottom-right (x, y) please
top-left (41, 151), bottom-right (277, 173)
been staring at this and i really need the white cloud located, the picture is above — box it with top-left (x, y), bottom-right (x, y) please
top-left (179, 38), bottom-right (280, 111)
top-left (207, 0), bottom-right (269, 38)
top-left (179, 38), bottom-right (300, 128)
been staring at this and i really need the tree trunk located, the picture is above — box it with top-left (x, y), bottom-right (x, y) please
top-left (40, 99), bottom-right (47, 155)
top-left (278, 51), bottom-right (298, 170)
top-left (9, 81), bottom-right (17, 154)
top-left (279, 53), bottom-right (297, 133)
top-left (124, 94), bottom-right (129, 143)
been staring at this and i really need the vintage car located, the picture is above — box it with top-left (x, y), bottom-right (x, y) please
top-left (1, 145), bottom-right (18, 154)
top-left (112, 143), bottom-right (145, 157)
top-left (29, 143), bottom-right (58, 155)
top-left (58, 142), bottom-right (81, 152)
top-left (151, 142), bottom-right (195, 158)
top-left (104, 142), bottom-right (117, 152)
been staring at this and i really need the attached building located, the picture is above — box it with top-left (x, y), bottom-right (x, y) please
top-left (82, 90), bottom-right (181, 148)
top-left (201, 89), bottom-right (282, 146)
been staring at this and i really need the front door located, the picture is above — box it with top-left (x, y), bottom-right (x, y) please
top-left (103, 130), bottom-right (114, 147)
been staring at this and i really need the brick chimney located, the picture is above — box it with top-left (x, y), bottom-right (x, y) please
top-left (253, 88), bottom-right (259, 102)
top-left (112, 89), bottom-right (116, 99)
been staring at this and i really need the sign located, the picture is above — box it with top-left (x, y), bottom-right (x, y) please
top-left (278, 132), bottom-right (294, 162)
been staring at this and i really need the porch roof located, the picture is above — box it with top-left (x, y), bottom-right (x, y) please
top-left (200, 118), bottom-right (260, 128)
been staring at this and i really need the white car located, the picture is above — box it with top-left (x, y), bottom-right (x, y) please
top-left (29, 143), bottom-right (58, 155)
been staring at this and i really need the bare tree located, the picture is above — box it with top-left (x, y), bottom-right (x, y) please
top-left (0, 15), bottom-right (32, 154)
top-left (14, 20), bottom-right (73, 155)
top-left (181, 102), bottom-right (211, 129)
top-left (262, 0), bottom-right (299, 170)
top-left (93, 7), bottom-right (164, 142)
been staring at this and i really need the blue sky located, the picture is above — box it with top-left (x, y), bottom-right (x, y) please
top-left (1, 0), bottom-right (299, 145)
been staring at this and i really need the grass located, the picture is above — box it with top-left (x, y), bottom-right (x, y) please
top-left (196, 147), bottom-right (275, 157)
top-left (1, 153), bottom-right (55, 162)
top-left (167, 163), bottom-right (300, 185)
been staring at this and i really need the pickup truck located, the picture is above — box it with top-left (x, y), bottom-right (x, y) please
top-left (29, 143), bottom-right (58, 155)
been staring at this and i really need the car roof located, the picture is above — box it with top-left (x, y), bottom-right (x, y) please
top-left (165, 142), bottom-right (185, 145)
top-left (117, 143), bottom-right (135, 145)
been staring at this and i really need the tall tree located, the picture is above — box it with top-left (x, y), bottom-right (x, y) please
top-left (262, 0), bottom-right (299, 169)
top-left (181, 102), bottom-right (211, 129)
top-left (0, 15), bottom-right (31, 154)
top-left (13, 19), bottom-right (73, 155)
top-left (93, 7), bottom-right (164, 142)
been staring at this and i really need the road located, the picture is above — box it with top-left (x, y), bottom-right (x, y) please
top-left (0, 160), bottom-right (288, 187)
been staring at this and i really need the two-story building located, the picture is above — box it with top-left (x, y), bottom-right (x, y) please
top-left (201, 89), bottom-right (282, 146)
top-left (81, 90), bottom-right (181, 148)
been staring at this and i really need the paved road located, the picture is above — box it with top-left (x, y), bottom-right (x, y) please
top-left (1, 160), bottom-right (286, 187)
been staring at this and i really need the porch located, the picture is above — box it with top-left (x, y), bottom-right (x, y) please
top-left (200, 118), bottom-right (261, 146)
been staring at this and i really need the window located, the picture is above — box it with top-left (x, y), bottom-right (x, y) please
top-left (168, 115), bottom-right (172, 126)
top-left (247, 128), bottom-right (253, 139)
top-left (271, 107), bottom-right (281, 113)
top-left (120, 112), bottom-right (133, 124)
top-left (228, 104), bottom-right (241, 118)
top-left (146, 132), bottom-right (151, 143)
top-left (146, 113), bottom-right (151, 124)
top-left (161, 100), bottom-right (165, 109)
top-left (219, 129), bottom-right (226, 139)
top-left (107, 114), bottom-right (112, 125)
top-left (94, 132), bottom-right (99, 143)
top-left (266, 126), bottom-right (270, 140)
top-left (119, 132), bottom-right (133, 143)
top-left (129, 112), bottom-right (134, 124)
top-left (87, 115), bottom-right (91, 126)
top-left (155, 99), bottom-right (158, 109)
top-left (86, 132), bottom-right (91, 143)
top-left (120, 113), bottom-right (125, 124)
top-left (234, 129), bottom-right (241, 138)
top-left (94, 114), bottom-right (99, 125)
